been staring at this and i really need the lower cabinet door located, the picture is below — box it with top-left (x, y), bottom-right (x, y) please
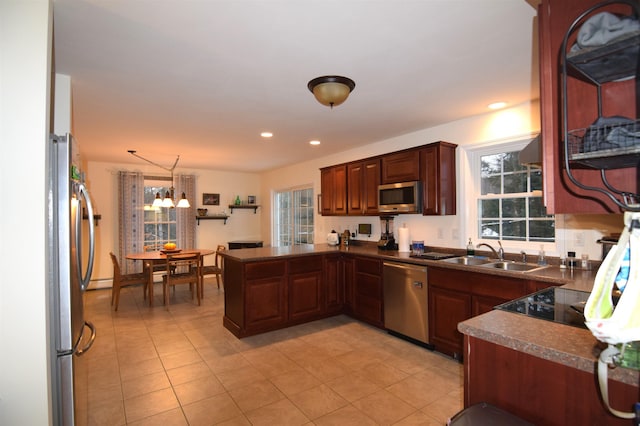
top-left (428, 285), bottom-right (471, 359)
top-left (289, 271), bottom-right (323, 322)
top-left (471, 294), bottom-right (509, 317)
top-left (245, 276), bottom-right (287, 332)
top-left (353, 274), bottom-right (383, 327)
top-left (324, 255), bottom-right (344, 314)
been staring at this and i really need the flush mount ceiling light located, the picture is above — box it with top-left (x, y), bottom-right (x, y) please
top-left (127, 150), bottom-right (191, 208)
top-left (307, 75), bottom-right (355, 108)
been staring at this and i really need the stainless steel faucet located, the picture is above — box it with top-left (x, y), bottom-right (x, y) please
top-left (520, 250), bottom-right (527, 263)
top-left (477, 241), bottom-right (504, 260)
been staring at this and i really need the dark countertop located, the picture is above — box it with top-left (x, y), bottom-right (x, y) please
top-left (219, 242), bottom-right (595, 290)
top-left (459, 309), bottom-right (639, 386)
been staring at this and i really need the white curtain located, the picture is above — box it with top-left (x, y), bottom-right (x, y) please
top-left (175, 174), bottom-right (196, 249)
top-left (118, 171), bottom-right (145, 273)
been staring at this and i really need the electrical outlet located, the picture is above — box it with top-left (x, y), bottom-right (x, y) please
top-left (575, 232), bottom-right (585, 247)
top-left (437, 228), bottom-right (444, 239)
top-left (452, 228), bottom-right (459, 240)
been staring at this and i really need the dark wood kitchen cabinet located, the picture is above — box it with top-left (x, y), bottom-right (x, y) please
top-left (421, 141), bottom-right (457, 215)
top-left (465, 335), bottom-right (639, 425)
top-left (320, 141), bottom-right (458, 216)
top-left (428, 267), bottom-right (535, 359)
top-left (223, 254), bottom-right (340, 337)
top-left (342, 255), bottom-right (355, 316)
top-left (242, 260), bottom-right (288, 334)
top-left (429, 284), bottom-right (471, 359)
top-left (351, 256), bottom-right (384, 327)
top-left (324, 254), bottom-right (344, 315)
top-left (347, 158), bottom-right (380, 215)
top-left (538, 0), bottom-right (638, 213)
top-left (381, 148), bottom-right (421, 184)
top-left (288, 256), bottom-right (324, 323)
top-left (320, 164), bottom-right (347, 215)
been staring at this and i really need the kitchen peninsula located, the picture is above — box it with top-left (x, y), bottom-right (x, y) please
top-left (219, 243), bottom-right (592, 338)
top-left (221, 244), bottom-right (639, 424)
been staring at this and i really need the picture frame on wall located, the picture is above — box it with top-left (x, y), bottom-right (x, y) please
top-left (247, 195), bottom-right (256, 205)
top-left (203, 193), bottom-right (220, 206)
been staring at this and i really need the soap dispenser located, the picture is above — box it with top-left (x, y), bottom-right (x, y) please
top-left (466, 238), bottom-right (475, 256)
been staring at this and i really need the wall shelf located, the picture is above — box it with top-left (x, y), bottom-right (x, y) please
top-left (228, 205), bottom-right (260, 214)
top-left (196, 215), bottom-right (228, 225)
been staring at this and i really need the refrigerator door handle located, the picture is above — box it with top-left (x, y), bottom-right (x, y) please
top-left (75, 321), bottom-right (96, 356)
top-left (76, 183), bottom-right (95, 291)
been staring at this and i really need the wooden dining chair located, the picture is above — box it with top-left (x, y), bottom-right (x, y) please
top-left (199, 245), bottom-right (226, 292)
top-left (109, 252), bottom-right (148, 311)
top-left (162, 252), bottom-right (201, 309)
top-left (144, 244), bottom-right (173, 281)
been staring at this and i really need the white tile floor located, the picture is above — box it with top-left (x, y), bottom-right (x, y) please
top-left (82, 278), bottom-right (463, 425)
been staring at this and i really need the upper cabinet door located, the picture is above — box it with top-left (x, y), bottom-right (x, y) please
top-left (381, 149), bottom-right (421, 184)
top-left (538, 0), bottom-right (638, 213)
top-left (347, 159), bottom-right (380, 215)
top-left (421, 142), bottom-right (457, 216)
top-left (320, 165), bottom-right (347, 216)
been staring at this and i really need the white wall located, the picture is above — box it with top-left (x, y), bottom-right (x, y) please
top-left (0, 1), bottom-right (53, 424)
top-left (85, 161), bottom-right (262, 281)
top-left (260, 100), bottom-right (622, 261)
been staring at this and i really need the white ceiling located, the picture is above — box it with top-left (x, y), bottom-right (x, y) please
top-left (52, 0), bottom-right (539, 173)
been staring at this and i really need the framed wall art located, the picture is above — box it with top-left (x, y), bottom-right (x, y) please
top-left (202, 193), bottom-right (220, 206)
top-left (247, 195), bottom-right (256, 205)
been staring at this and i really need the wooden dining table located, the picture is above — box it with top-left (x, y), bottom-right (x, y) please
top-left (126, 249), bottom-right (215, 306)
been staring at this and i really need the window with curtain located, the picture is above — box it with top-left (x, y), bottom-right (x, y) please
top-left (274, 186), bottom-right (314, 247)
top-left (119, 172), bottom-right (196, 274)
top-left (143, 178), bottom-right (176, 250)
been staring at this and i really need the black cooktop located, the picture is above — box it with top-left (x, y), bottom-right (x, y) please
top-left (496, 287), bottom-right (590, 329)
top-left (410, 252), bottom-right (457, 260)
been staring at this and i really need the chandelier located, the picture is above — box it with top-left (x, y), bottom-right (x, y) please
top-left (127, 150), bottom-right (190, 208)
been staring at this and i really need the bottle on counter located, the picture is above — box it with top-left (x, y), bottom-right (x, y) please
top-left (537, 245), bottom-right (547, 266)
top-left (581, 253), bottom-right (590, 270)
top-left (567, 251), bottom-right (577, 269)
top-left (466, 238), bottom-right (475, 256)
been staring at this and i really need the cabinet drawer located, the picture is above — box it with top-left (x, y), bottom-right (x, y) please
top-left (355, 257), bottom-right (382, 275)
top-left (245, 260), bottom-right (286, 280)
top-left (428, 267), bottom-right (472, 292)
top-left (288, 256), bottom-right (322, 274)
top-left (472, 274), bottom-right (527, 300)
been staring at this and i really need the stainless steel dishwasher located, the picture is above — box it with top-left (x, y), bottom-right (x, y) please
top-left (383, 261), bottom-right (430, 346)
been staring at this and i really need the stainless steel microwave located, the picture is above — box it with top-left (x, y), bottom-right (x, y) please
top-left (378, 181), bottom-right (422, 213)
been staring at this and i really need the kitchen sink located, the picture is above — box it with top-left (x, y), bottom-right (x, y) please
top-left (440, 256), bottom-right (495, 266)
top-left (479, 261), bottom-right (548, 272)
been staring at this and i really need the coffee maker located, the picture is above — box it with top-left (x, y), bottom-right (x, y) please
top-left (377, 215), bottom-right (397, 250)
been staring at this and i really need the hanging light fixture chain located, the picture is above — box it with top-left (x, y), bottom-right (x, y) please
top-left (127, 151), bottom-right (190, 208)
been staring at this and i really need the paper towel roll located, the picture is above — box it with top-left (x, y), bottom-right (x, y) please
top-left (398, 226), bottom-right (410, 252)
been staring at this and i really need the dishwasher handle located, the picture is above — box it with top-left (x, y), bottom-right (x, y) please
top-left (383, 261), bottom-right (427, 274)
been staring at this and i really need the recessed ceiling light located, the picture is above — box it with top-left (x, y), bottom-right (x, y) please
top-left (309, 140), bottom-right (321, 146)
top-left (260, 132), bottom-right (273, 138)
top-left (488, 102), bottom-right (507, 110)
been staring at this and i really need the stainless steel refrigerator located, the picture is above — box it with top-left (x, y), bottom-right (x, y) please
top-left (48, 133), bottom-right (96, 426)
